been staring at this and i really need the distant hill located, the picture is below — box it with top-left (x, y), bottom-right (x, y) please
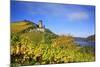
top-left (74, 34), bottom-right (95, 42)
top-left (86, 35), bottom-right (95, 42)
top-left (74, 37), bottom-right (87, 41)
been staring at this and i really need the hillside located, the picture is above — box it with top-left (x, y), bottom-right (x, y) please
top-left (11, 20), bottom-right (58, 44)
top-left (11, 20), bottom-right (55, 33)
top-left (86, 35), bottom-right (95, 42)
top-left (11, 20), bottom-right (37, 33)
top-left (11, 20), bottom-right (95, 66)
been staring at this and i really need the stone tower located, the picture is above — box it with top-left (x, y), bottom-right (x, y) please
top-left (38, 20), bottom-right (43, 28)
top-left (37, 20), bottom-right (45, 32)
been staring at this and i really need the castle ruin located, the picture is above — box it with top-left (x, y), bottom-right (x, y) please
top-left (29, 20), bottom-right (45, 32)
top-left (37, 20), bottom-right (45, 32)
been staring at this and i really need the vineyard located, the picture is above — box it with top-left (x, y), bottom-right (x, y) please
top-left (11, 21), bottom-right (95, 66)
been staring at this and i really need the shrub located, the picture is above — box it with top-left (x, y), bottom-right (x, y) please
top-left (52, 35), bottom-right (77, 49)
top-left (11, 34), bottom-right (95, 66)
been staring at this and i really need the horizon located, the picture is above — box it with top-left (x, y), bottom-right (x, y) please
top-left (11, 1), bottom-right (95, 37)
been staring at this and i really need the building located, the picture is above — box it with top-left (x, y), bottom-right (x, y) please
top-left (29, 20), bottom-right (45, 32)
top-left (37, 20), bottom-right (45, 32)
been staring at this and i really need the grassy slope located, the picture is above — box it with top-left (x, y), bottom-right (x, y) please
top-left (11, 21), bottom-right (57, 44)
top-left (11, 21), bottom-right (36, 33)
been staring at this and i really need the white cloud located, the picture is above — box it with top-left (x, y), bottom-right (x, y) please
top-left (67, 11), bottom-right (89, 21)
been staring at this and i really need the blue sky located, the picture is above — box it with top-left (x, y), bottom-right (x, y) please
top-left (11, 1), bottom-right (95, 37)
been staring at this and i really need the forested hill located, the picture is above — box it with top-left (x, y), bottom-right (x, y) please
top-left (74, 34), bottom-right (95, 42)
top-left (86, 35), bottom-right (95, 42)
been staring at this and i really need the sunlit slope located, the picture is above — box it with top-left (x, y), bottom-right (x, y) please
top-left (11, 20), bottom-right (36, 33)
top-left (11, 20), bottom-right (58, 44)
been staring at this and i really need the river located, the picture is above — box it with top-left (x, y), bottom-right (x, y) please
top-left (75, 38), bottom-right (95, 47)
